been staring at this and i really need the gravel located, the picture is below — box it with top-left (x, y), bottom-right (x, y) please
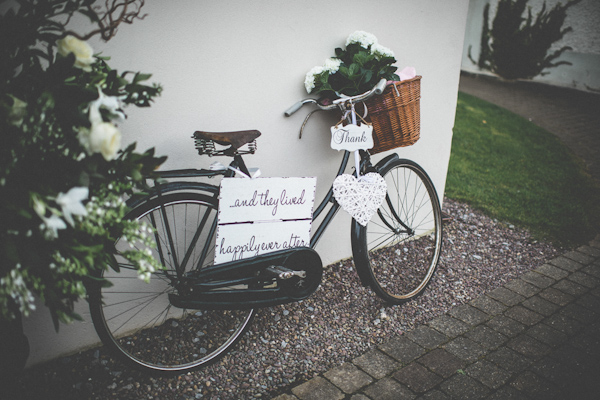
top-left (15, 198), bottom-right (561, 400)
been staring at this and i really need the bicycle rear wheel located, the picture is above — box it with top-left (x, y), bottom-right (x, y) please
top-left (353, 159), bottom-right (442, 304)
top-left (89, 191), bottom-right (254, 373)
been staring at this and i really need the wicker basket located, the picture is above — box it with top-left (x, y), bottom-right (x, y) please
top-left (364, 76), bottom-right (421, 154)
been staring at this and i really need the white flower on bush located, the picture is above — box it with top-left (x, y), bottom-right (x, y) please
top-left (89, 88), bottom-right (125, 125)
top-left (57, 35), bottom-right (95, 72)
top-left (304, 65), bottom-right (324, 93)
top-left (78, 89), bottom-right (124, 160)
top-left (41, 214), bottom-right (67, 239)
top-left (56, 187), bottom-right (89, 225)
top-left (346, 31), bottom-right (378, 49)
top-left (371, 43), bottom-right (395, 59)
top-left (91, 122), bottom-right (122, 161)
top-left (78, 122), bottom-right (122, 161)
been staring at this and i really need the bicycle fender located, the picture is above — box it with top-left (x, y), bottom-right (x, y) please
top-left (351, 152), bottom-right (400, 287)
top-left (126, 181), bottom-right (220, 209)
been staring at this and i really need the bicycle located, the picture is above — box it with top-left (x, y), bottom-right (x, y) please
top-left (87, 78), bottom-right (443, 373)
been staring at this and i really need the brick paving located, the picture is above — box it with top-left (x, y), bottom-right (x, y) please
top-left (271, 76), bottom-right (600, 399)
top-left (272, 239), bottom-right (600, 400)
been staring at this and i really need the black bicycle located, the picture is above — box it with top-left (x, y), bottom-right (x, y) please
top-left (87, 79), bottom-right (443, 373)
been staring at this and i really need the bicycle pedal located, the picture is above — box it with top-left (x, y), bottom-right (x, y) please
top-left (266, 265), bottom-right (306, 280)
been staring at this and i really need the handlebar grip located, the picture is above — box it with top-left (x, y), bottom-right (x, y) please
top-left (284, 101), bottom-right (304, 117)
top-left (374, 78), bottom-right (387, 95)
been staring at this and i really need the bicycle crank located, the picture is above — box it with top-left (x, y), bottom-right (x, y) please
top-left (169, 247), bottom-right (323, 310)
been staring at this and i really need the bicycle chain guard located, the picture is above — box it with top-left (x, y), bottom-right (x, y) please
top-left (169, 247), bottom-right (322, 310)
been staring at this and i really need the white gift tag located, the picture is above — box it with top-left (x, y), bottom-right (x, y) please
top-left (330, 123), bottom-right (374, 152)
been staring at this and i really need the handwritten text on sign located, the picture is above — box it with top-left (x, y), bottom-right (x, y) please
top-left (330, 123), bottom-right (374, 151)
top-left (214, 177), bottom-right (316, 264)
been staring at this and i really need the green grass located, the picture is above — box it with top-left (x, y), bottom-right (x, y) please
top-left (446, 92), bottom-right (600, 247)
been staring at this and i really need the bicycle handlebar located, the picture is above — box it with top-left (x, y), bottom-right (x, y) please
top-left (284, 78), bottom-right (388, 117)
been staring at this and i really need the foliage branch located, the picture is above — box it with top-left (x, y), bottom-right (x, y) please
top-left (0, 0), bottom-right (166, 328)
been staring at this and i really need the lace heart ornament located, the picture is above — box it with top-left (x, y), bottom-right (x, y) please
top-left (332, 173), bottom-right (387, 226)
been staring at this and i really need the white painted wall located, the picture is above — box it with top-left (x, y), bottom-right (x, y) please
top-left (462, 0), bottom-right (600, 91)
top-left (22, 0), bottom-right (470, 366)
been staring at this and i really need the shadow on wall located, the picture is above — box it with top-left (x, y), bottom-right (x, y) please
top-left (468, 0), bottom-right (582, 80)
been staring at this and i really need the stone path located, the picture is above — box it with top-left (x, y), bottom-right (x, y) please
top-left (273, 241), bottom-right (600, 400)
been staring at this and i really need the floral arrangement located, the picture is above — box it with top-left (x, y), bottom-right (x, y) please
top-left (304, 31), bottom-right (400, 98)
top-left (0, 0), bottom-right (166, 328)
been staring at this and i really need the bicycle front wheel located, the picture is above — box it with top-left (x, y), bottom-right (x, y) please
top-left (353, 159), bottom-right (442, 304)
top-left (89, 191), bottom-right (255, 373)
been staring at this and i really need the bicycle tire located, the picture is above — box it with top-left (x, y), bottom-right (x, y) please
top-left (89, 190), bottom-right (255, 373)
top-left (352, 158), bottom-right (442, 304)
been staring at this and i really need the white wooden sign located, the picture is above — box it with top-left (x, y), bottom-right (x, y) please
top-left (214, 177), bottom-right (316, 264)
top-left (330, 123), bottom-right (374, 151)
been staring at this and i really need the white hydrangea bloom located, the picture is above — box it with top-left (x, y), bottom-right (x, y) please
top-left (304, 65), bottom-right (324, 93)
top-left (371, 43), bottom-right (395, 59)
top-left (346, 31), bottom-right (378, 49)
top-left (324, 58), bottom-right (342, 74)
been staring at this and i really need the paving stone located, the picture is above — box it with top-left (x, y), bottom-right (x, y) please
top-left (538, 287), bottom-right (574, 306)
top-left (362, 377), bottom-right (415, 400)
top-left (562, 250), bottom-right (595, 265)
top-left (581, 264), bottom-right (600, 279)
top-left (576, 292), bottom-right (600, 313)
top-left (576, 245), bottom-right (600, 257)
top-left (486, 347), bottom-right (533, 373)
top-left (378, 336), bottom-right (426, 364)
top-left (439, 373), bottom-right (490, 399)
top-left (352, 349), bottom-right (398, 379)
top-left (417, 349), bottom-right (466, 378)
top-left (504, 279), bottom-right (540, 298)
top-left (509, 371), bottom-right (556, 398)
top-left (548, 343), bottom-right (594, 373)
top-left (568, 270), bottom-right (600, 288)
top-left (487, 286), bottom-right (525, 306)
top-left (543, 313), bottom-right (585, 335)
top-left (405, 326), bottom-right (448, 350)
top-left (469, 295), bottom-right (508, 315)
top-left (419, 389), bottom-right (450, 400)
top-left (529, 356), bottom-right (575, 383)
top-left (465, 359), bottom-right (513, 389)
top-left (504, 306), bottom-right (544, 326)
top-left (559, 302), bottom-right (598, 324)
top-left (552, 279), bottom-right (588, 296)
top-left (443, 336), bottom-right (486, 362)
top-left (549, 255), bottom-right (586, 271)
top-left (507, 334), bottom-right (551, 359)
top-left (535, 264), bottom-right (569, 280)
top-left (427, 315), bottom-right (470, 337)
top-left (272, 394), bottom-right (299, 400)
top-left (485, 385), bottom-right (529, 399)
top-left (324, 363), bottom-right (373, 394)
top-left (448, 304), bottom-right (489, 326)
top-left (464, 325), bottom-right (508, 350)
top-left (349, 395), bottom-right (370, 400)
top-left (521, 296), bottom-right (560, 316)
top-left (393, 362), bottom-right (443, 394)
top-left (486, 315), bottom-right (526, 338)
top-left (525, 323), bottom-right (567, 347)
top-left (569, 328), bottom-right (600, 357)
top-left (291, 377), bottom-right (344, 400)
top-left (520, 271), bottom-right (555, 289)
